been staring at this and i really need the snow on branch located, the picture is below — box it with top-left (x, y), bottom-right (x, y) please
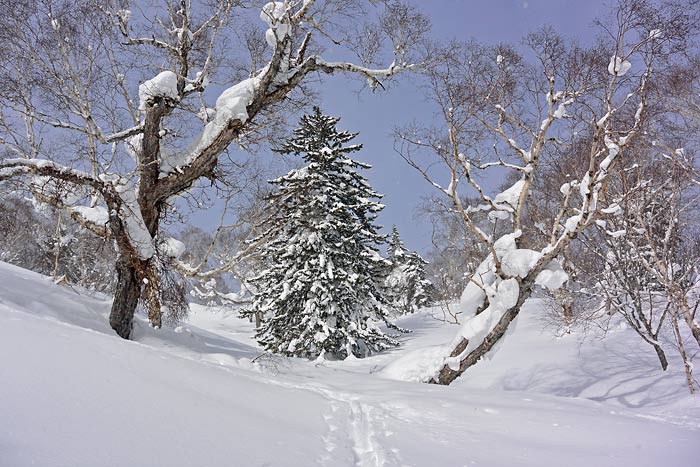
top-left (104, 125), bottom-right (144, 144)
top-left (555, 61), bottom-right (650, 245)
top-left (138, 71), bottom-right (179, 111)
top-left (0, 159), bottom-right (116, 238)
top-left (0, 158), bottom-right (104, 191)
top-left (68, 205), bottom-right (111, 237)
top-left (100, 175), bottom-right (156, 260)
top-left (309, 57), bottom-right (417, 91)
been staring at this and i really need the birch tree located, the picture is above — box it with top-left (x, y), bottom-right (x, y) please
top-left (396, 0), bottom-right (691, 384)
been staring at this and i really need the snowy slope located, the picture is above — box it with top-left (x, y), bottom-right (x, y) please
top-left (1, 261), bottom-right (698, 467)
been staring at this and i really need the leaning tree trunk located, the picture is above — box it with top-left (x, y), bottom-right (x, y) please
top-left (109, 257), bottom-right (142, 339)
top-left (430, 280), bottom-right (534, 385)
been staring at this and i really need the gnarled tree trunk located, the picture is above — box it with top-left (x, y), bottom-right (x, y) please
top-left (107, 198), bottom-right (162, 340)
top-left (109, 258), bottom-right (141, 339)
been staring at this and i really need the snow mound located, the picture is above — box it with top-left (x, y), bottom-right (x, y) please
top-left (380, 344), bottom-right (449, 382)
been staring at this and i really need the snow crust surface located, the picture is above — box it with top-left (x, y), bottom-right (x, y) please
top-left (1, 261), bottom-right (697, 467)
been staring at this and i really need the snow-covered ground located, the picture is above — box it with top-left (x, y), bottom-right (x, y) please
top-left (1, 261), bottom-right (697, 467)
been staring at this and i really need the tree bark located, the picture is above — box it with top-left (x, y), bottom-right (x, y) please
top-left (652, 343), bottom-right (668, 371)
top-left (677, 297), bottom-right (700, 349)
top-left (109, 258), bottom-right (141, 339)
top-left (671, 314), bottom-right (696, 395)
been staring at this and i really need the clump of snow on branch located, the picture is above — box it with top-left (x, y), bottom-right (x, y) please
top-left (533, 259), bottom-right (568, 290)
top-left (560, 182), bottom-right (571, 197)
top-left (159, 149), bottom-right (188, 176)
top-left (138, 71), bottom-right (178, 111)
top-left (165, 76), bottom-right (261, 176)
top-left (382, 229), bottom-right (568, 382)
top-left (553, 102), bottom-right (569, 119)
top-left (159, 237), bottom-right (186, 259)
top-left (601, 135), bottom-right (620, 172)
top-left (564, 213), bottom-right (582, 232)
top-left (30, 175), bottom-right (85, 207)
top-left (601, 203), bottom-right (623, 216)
top-left (605, 229), bottom-right (627, 239)
top-left (445, 278), bottom-right (520, 367)
top-left (444, 176), bottom-right (457, 198)
top-left (183, 71), bottom-right (211, 94)
top-left (196, 106), bottom-right (215, 123)
top-left (541, 91), bottom-right (576, 129)
top-left (116, 9), bottom-right (131, 24)
top-left (71, 206), bottom-right (109, 226)
top-left (501, 249), bottom-right (541, 278)
top-left (608, 55), bottom-right (631, 77)
top-left (125, 134), bottom-right (143, 160)
top-left (488, 179), bottom-right (524, 221)
top-left (213, 77), bottom-right (260, 126)
top-left (451, 233), bottom-right (567, 364)
top-left (260, 2), bottom-right (290, 48)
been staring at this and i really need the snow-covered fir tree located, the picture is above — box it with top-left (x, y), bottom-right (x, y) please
top-left (384, 226), bottom-right (434, 315)
top-left (245, 108), bottom-right (397, 359)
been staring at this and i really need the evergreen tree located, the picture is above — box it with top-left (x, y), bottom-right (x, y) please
top-left (245, 108), bottom-right (397, 359)
top-left (384, 226), bottom-right (434, 315)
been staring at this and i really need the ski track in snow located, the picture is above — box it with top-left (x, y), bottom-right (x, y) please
top-left (277, 382), bottom-right (402, 467)
top-left (156, 309), bottom-right (700, 466)
top-left (348, 399), bottom-right (384, 466)
top-left (319, 399), bottom-right (343, 465)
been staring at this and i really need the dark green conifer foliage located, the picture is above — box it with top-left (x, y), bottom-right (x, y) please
top-left (247, 108), bottom-right (396, 359)
top-left (384, 226), bottom-right (434, 314)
